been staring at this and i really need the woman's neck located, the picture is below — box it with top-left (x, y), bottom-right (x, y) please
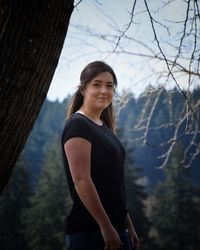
top-left (77, 107), bottom-right (102, 125)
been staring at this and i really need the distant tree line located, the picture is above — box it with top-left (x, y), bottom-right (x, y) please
top-left (23, 87), bottom-right (200, 189)
top-left (1, 87), bottom-right (200, 249)
top-left (0, 126), bottom-right (200, 250)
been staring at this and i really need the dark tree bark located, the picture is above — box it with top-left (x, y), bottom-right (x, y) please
top-left (0, 0), bottom-right (74, 193)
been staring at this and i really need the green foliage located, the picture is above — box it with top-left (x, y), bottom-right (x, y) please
top-left (23, 88), bottom-right (200, 190)
top-left (117, 128), bottom-right (151, 248)
top-left (0, 157), bottom-right (31, 250)
top-left (151, 145), bottom-right (200, 250)
top-left (125, 165), bottom-right (156, 250)
top-left (13, 87), bottom-right (199, 249)
top-left (22, 139), bottom-right (71, 250)
top-left (122, 88), bottom-right (200, 188)
top-left (24, 97), bottom-right (70, 186)
top-left (125, 158), bottom-right (150, 240)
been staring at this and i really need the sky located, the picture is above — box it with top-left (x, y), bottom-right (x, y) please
top-left (47, 0), bottom-right (193, 102)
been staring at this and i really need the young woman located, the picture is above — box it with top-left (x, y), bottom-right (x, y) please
top-left (61, 61), bottom-right (140, 250)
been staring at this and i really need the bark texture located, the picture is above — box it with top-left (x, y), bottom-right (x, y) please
top-left (0, 0), bottom-right (74, 192)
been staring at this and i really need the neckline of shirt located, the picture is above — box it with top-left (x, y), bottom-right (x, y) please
top-left (75, 112), bottom-right (103, 127)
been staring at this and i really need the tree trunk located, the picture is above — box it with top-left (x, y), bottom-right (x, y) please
top-left (0, 0), bottom-right (74, 193)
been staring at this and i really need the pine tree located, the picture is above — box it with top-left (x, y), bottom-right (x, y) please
top-left (22, 138), bottom-right (71, 250)
top-left (117, 128), bottom-right (151, 249)
top-left (125, 149), bottom-right (150, 242)
top-left (151, 145), bottom-right (200, 250)
top-left (0, 156), bottom-right (31, 250)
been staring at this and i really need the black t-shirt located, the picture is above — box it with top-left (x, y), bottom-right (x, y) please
top-left (61, 113), bottom-right (127, 234)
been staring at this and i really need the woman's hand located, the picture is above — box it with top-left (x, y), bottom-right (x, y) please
top-left (126, 213), bottom-right (140, 249)
top-left (100, 223), bottom-right (122, 250)
top-left (129, 229), bottom-right (140, 250)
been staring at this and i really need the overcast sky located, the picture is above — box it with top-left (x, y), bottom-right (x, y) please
top-left (47, 0), bottom-right (189, 102)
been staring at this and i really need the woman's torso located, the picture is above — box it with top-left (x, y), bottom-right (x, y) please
top-left (61, 113), bottom-right (127, 234)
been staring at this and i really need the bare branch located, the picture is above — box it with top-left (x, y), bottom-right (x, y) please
top-left (64, 0), bottom-right (200, 168)
top-left (111, 0), bottom-right (137, 53)
top-left (144, 0), bottom-right (199, 125)
top-left (74, 0), bottom-right (84, 8)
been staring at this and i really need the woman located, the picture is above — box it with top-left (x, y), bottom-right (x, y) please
top-left (61, 61), bottom-right (140, 250)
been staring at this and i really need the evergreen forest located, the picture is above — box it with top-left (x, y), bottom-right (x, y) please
top-left (1, 87), bottom-right (200, 250)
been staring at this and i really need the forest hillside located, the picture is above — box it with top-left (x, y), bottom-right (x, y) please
top-left (23, 87), bottom-right (200, 190)
top-left (1, 87), bottom-right (200, 250)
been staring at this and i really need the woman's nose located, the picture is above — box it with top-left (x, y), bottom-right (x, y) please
top-left (100, 86), bottom-right (107, 93)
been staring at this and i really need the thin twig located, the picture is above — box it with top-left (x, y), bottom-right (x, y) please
top-left (144, 0), bottom-right (199, 125)
top-left (74, 0), bottom-right (84, 8)
top-left (112, 0), bottom-right (137, 53)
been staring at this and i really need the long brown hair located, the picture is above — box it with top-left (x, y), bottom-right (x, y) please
top-left (67, 61), bottom-right (118, 132)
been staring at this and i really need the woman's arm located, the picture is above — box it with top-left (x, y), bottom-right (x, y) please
top-left (64, 137), bottom-right (121, 250)
top-left (126, 212), bottom-right (140, 249)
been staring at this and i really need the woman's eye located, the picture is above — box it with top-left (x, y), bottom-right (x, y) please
top-left (93, 83), bottom-right (100, 87)
top-left (107, 84), bottom-right (114, 89)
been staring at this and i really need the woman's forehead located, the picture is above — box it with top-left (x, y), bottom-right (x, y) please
top-left (92, 72), bottom-right (114, 81)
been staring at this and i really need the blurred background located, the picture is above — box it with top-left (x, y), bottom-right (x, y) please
top-left (1, 0), bottom-right (200, 249)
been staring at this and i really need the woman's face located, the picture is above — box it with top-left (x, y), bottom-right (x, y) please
top-left (82, 71), bottom-right (115, 112)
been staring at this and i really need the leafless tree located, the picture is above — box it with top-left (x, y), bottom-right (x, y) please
top-left (0, 0), bottom-right (74, 193)
top-left (64, 0), bottom-right (200, 168)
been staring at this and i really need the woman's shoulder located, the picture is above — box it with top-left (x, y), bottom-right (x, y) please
top-left (61, 113), bottom-right (93, 144)
top-left (65, 113), bottom-right (91, 127)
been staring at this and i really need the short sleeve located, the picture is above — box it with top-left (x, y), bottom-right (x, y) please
top-left (62, 117), bottom-right (93, 144)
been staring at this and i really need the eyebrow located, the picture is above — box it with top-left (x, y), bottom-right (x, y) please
top-left (94, 79), bottom-right (114, 84)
